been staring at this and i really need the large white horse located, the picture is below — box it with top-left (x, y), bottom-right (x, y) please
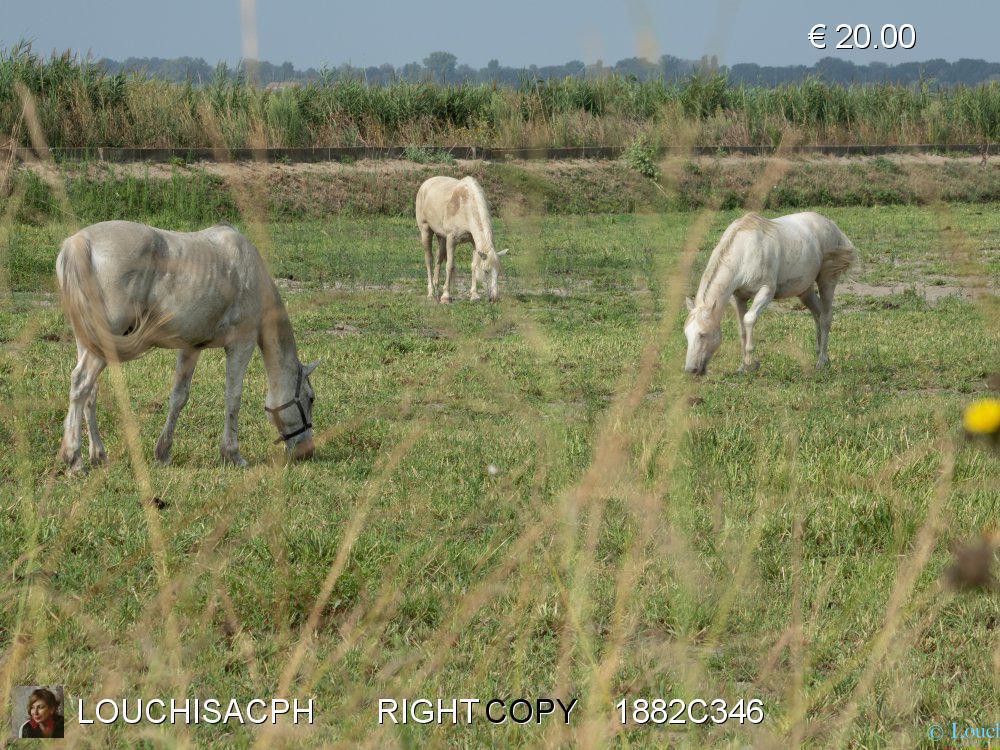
top-left (415, 176), bottom-right (508, 302)
top-left (56, 220), bottom-right (318, 471)
top-left (684, 211), bottom-right (856, 375)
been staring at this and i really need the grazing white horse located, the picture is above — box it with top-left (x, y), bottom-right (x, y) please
top-left (684, 211), bottom-right (856, 375)
top-left (56, 220), bottom-right (318, 471)
top-left (415, 176), bottom-right (508, 302)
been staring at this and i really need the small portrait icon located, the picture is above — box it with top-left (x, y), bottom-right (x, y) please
top-left (12, 686), bottom-right (65, 740)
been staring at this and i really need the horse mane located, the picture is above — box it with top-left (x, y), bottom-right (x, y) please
top-left (697, 213), bottom-right (775, 303)
top-left (460, 176), bottom-right (496, 249)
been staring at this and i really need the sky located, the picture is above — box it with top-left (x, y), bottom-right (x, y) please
top-left (2, 0), bottom-right (997, 69)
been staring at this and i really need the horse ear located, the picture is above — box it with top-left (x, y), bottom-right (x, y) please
top-left (477, 250), bottom-right (488, 261)
top-left (302, 360), bottom-right (321, 377)
top-left (496, 248), bottom-right (509, 257)
top-left (685, 297), bottom-right (695, 311)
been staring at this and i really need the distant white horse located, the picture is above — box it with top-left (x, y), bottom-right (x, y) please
top-left (684, 211), bottom-right (856, 375)
top-left (56, 221), bottom-right (318, 472)
top-left (415, 176), bottom-right (508, 302)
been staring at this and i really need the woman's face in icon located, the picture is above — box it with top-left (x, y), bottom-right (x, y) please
top-left (30, 699), bottom-right (53, 723)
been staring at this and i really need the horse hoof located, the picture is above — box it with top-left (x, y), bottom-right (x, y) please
top-left (469, 292), bottom-right (482, 302)
top-left (815, 358), bottom-right (830, 370)
top-left (154, 440), bottom-right (172, 465)
top-left (65, 459), bottom-right (88, 476)
top-left (221, 452), bottom-right (248, 468)
top-left (90, 451), bottom-right (108, 466)
top-left (440, 295), bottom-right (453, 304)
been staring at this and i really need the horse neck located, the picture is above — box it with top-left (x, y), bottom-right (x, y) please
top-left (470, 222), bottom-right (495, 258)
top-left (259, 301), bottom-right (300, 404)
top-left (468, 198), bottom-right (495, 256)
top-left (697, 262), bottom-right (739, 325)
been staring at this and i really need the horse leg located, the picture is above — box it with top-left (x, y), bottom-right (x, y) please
top-left (469, 247), bottom-right (481, 301)
top-left (441, 235), bottom-right (456, 303)
top-left (740, 286), bottom-right (774, 373)
top-left (70, 339), bottom-right (108, 466)
top-left (433, 236), bottom-right (445, 297)
top-left (816, 280), bottom-right (836, 368)
top-left (155, 348), bottom-right (201, 465)
top-left (733, 297), bottom-right (748, 367)
top-left (421, 226), bottom-right (437, 300)
top-left (799, 288), bottom-right (825, 368)
top-left (220, 341), bottom-right (255, 467)
top-left (60, 346), bottom-right (106, 473)
top-left (85, 379), bottom-right (107, 465)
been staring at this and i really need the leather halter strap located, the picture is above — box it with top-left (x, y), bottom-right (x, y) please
top-left (264, 366), bottom-right (312, 443)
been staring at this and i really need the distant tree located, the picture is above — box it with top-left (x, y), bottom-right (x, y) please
top-left (423, 51), bottom-right (457, 83)
top-left (815, 57), bottom-right (859, 84)
top-left (695, 55), bottom-right (719, 74)
top-left (586, 59), bottom-right (606, 79)
top-left (658, 55), bottom-right (694, 81)
top-left (614, 56), bottom-right (660, 80)
top-left (399, 62), bottom-right (423, 82)
top-left (949, 58), bottom-right (998, 84)
top-left (455, 64), bottom-right (476, 83)
top-left (376, 63), bottom-right (396, 83)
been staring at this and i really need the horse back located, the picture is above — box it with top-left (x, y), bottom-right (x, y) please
top-left (772, 212), bottom-right (856, 285)
top-left (75, 221), bottom-right (268, 347)
top-left (416, 176), bottom-right (491, 242)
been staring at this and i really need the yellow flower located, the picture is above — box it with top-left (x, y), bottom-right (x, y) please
top-left (964, 398), bottom-right (1000, 436)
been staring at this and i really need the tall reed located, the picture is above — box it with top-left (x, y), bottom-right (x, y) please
top-left (2, 44), bottom-right (998, 149)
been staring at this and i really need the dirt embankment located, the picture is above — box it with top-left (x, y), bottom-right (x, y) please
top-left (9, 154), bottom-right (1000, 222)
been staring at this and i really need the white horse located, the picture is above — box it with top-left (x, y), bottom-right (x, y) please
top-left (684, 211), bottom-right (856, 375)
top-left (415, 176), bottom-right (508, 302)
top-left (56, 220), bottom-right (318, 472)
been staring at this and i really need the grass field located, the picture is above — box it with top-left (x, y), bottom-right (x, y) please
top-left (1, 204), bottom-right (998, 747)
top-left (5, 156), bottom-right (1000, 230)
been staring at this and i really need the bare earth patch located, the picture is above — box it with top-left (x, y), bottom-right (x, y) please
top-left (839, 280), bottom-right (970, 302)
top-left (324, 323), bottom-right (361, 336)
top-left (838, 278), bottom-right (996, 303)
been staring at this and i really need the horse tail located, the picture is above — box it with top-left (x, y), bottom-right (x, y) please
top-left (56, 233), bottom-right (168, 362)
top-left (819, 231), bottom-right (857, 285)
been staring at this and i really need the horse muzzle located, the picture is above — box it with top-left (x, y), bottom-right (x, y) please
top-left (684, 364), bottom-right (707, 376)
top-left (290, 437), bottom-right (315, 461)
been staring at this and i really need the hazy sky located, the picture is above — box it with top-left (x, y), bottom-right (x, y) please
top-left (3, 1), bottom-right (997, 69)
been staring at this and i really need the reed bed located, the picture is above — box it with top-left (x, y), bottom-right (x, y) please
top-left (2, 43), bottom-right (999, 150)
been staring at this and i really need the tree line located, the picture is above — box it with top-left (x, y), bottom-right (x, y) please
top-left (95, 52), bottom-right (1000, 87)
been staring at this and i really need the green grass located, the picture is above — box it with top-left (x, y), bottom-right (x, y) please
top-left (401, 146), bottom-right (457, 165)
top-left (0, 206), bottom-right (997, 747)
top-left (6, 157), bottom-right (1000, 240)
